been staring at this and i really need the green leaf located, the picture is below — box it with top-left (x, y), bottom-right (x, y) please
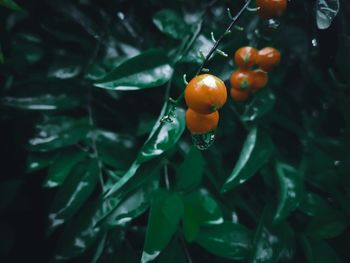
top-left (27, 116), bottom-right (90, 152)
top-left (153, 9), bottom-right (191, 40)
top-left (43, 147), bottom-right (86, 188)
top-left (48, 159), bottom-right (99, 233)
top-left (0, 0), bottom-right (22, 11)
top-left (1, 94), bottom-right (81, 111)
top-left (157, 239), bottom-right (187, 263)
top-left (141, 190), bottom-right (183, 263)
top-left (250, 208), bottom-right (295, 263)
top-left (221, 127), bottom-right (274, 192)
top-left (241, 89), bottom-right (276, 122)
top-left (53, 199), bottom-right (105, 262)
top-left (316, 0), bottom-right (340, 30)
top-left (196, 222), bottom-right (253, 260)
top-left (300, 236), bottom-right (343, 263)
top-left (104, 107), bottom-right (185, 198)
top-left (274, 161), bottom-right (304, 223)
top-left (26, 151), bottom-right (58, 172)
top-left (176, 146), bottom-right (204, 191)
top-left (299, 193), bottom-right (348, 239)
top-left (182, 189), bottom-right (223, 242)
top-left (94, 49), bottom-right (173, 90)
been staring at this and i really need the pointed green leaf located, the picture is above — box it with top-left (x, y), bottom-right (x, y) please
top-left (241, 89), bottom-right (276, 122)
top-left (176, 146), bottom-right (205, 191)
top-left (105, 107), bottom-right (185, 198)
top-left (222, 127), bottom-right (274, 192)
top-left (274, 161), bottom-right (304, 223)
top-left (141, 190), bottom-right (183, 263)
top-left (43, 147), bottom-right (86, 188)
top-left (153, 9), bottom-right (191, 40)
top-left (94, 49), bottom-right (173, 90)
top-left (196, 222), bottom-right (253, 260)
top-left (26, 151), bottom-right (58, 173)
top-left (182, 189), bottom-right (223, 242)
top-left (48, 159), bottom-right (99, 233)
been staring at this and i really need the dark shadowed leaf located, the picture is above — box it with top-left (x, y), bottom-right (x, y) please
top-left (300, 235), bottom-right (343, 263)
top-left (43, 147), bottom-right (86, 188)
top-left (274, 161), bottom-right (304, 223)
top-left (157, 239), bottom-right (187, 263)
top-left (250, 208), bottom-right (295, 263)
top-left (153, 9), bottom-right (191, 40)
top-left (241, 89), bottom-right (276, 123)
top-left (48, 159), bottom-right (99, 233)
top-left (2, 94), bottom-right (81, 111)
top-left (182, 189), bottom-right (223, 242)
top-left (196, 222), bottom-right (253, 260)
top-left (26, 151), bottom-right (58, 172)
top-left (0, 0), bottom-right (22, 11)
top-left (27, 116), bottom-right (90, 152)
top-left (141, 190), bottom-right (183, 263)
top-left (94, 49), bottom-right (173, 90)
top-left (176, 146), bottom-right (204, 191)
top-left (221, 127), bottom-right (274, 192)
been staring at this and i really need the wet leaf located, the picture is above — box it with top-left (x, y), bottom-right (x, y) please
top-left (104, 107), bottom-right (185, 198)
top-left (141, 190), bottom-right (183, 263)
top-left (176, 146), bottom-right (204, 191)
top-left (250, 208), bottom-right (295, 263)
top-left (48, 159), bottom-right (99, 233)
top-left (274, 161), bottom-right (304, 223)
top-left (299, 193), bottom-right (348, 239)
top-left (316, 0), bottom-right (340, 30)
top-left (221, 127), bottom-right (274, 192)
top-left (43, 147), bottom-right (86, 188)
top-left (27, 117), bottom-right (90, 152)
top-left (26, 151), bottom-right (58, 173)
top-left (241, 89), bottom-right (276, 123)
top-left (94, 49), bottom-right (173, 90)
top-left (1, 94), bottom-right (81, 111)
top-left (153, 9), bottom-right (191, 40)
top-left (196, 222), bottom-right (253, 260)
top-left (182, 189), bottom-right (223, 242)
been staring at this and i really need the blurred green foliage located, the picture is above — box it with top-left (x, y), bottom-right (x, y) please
top-left (0, 0), bottom-right (349, 262)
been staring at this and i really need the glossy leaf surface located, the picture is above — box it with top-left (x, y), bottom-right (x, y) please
top-left (316, 0), bottom-right (340, 30)
top-left (222, 127), bottom-right (274, 192)
top-left (94, 49), bottom-right (173, 90)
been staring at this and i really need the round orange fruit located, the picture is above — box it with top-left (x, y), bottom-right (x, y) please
top-left (185, 109), bottom-right (219, 134)
top-left (234, 46), bottom-right (258, 69)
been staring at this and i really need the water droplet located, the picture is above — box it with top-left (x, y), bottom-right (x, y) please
top-left (263, 18), bottom-right (280, 31)
top-left (191, 130), bottom-right (216, 150)
top-left (312, 38), bottom-right (318, 47)
top-left (334, 160), bottom-right (341, 167)
top-left (117, 12), bottom-right (125, 20)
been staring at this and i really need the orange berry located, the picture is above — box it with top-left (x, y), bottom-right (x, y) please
top-left (256, 0), bottom-right (287, 19)
top-left (185, 109), bottom-right (219, 134)
top-left (184, 74), bottom-right (227, 115)
top-left (252, 69), bottom-right (268, 91)
top-left (234, 46), bottom-right (258, 69)
top-left (230, 88), bottom-right (251, 102)
top-left (256, 47), bottom-right (281, 71)
top-left (230, 70), bottom-right (254, 91)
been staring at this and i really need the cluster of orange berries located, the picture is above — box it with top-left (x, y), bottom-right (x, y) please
top-left (230, 46), bottom-right (280, 101)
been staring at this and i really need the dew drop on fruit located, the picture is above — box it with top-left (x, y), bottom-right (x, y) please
top-left (191, 130), bottom-right (216, 150)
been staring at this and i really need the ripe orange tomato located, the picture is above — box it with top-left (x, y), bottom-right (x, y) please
top-left (230, 70), bottom-right (254, 91)
top-left (234, 46), bottom-right (258, 69)
top-left (252, 69), bottom-right (268, 91)
top-left (185, 74), bottom-right (227, 115)
top-left (256, 47), bottom-right (281, 71)
top-left (185, 109), bottom-right (219, 134)
top-left (230, 88), bottom-right (251, 102)
top-left (256, 0), bottom-right (287, 19)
